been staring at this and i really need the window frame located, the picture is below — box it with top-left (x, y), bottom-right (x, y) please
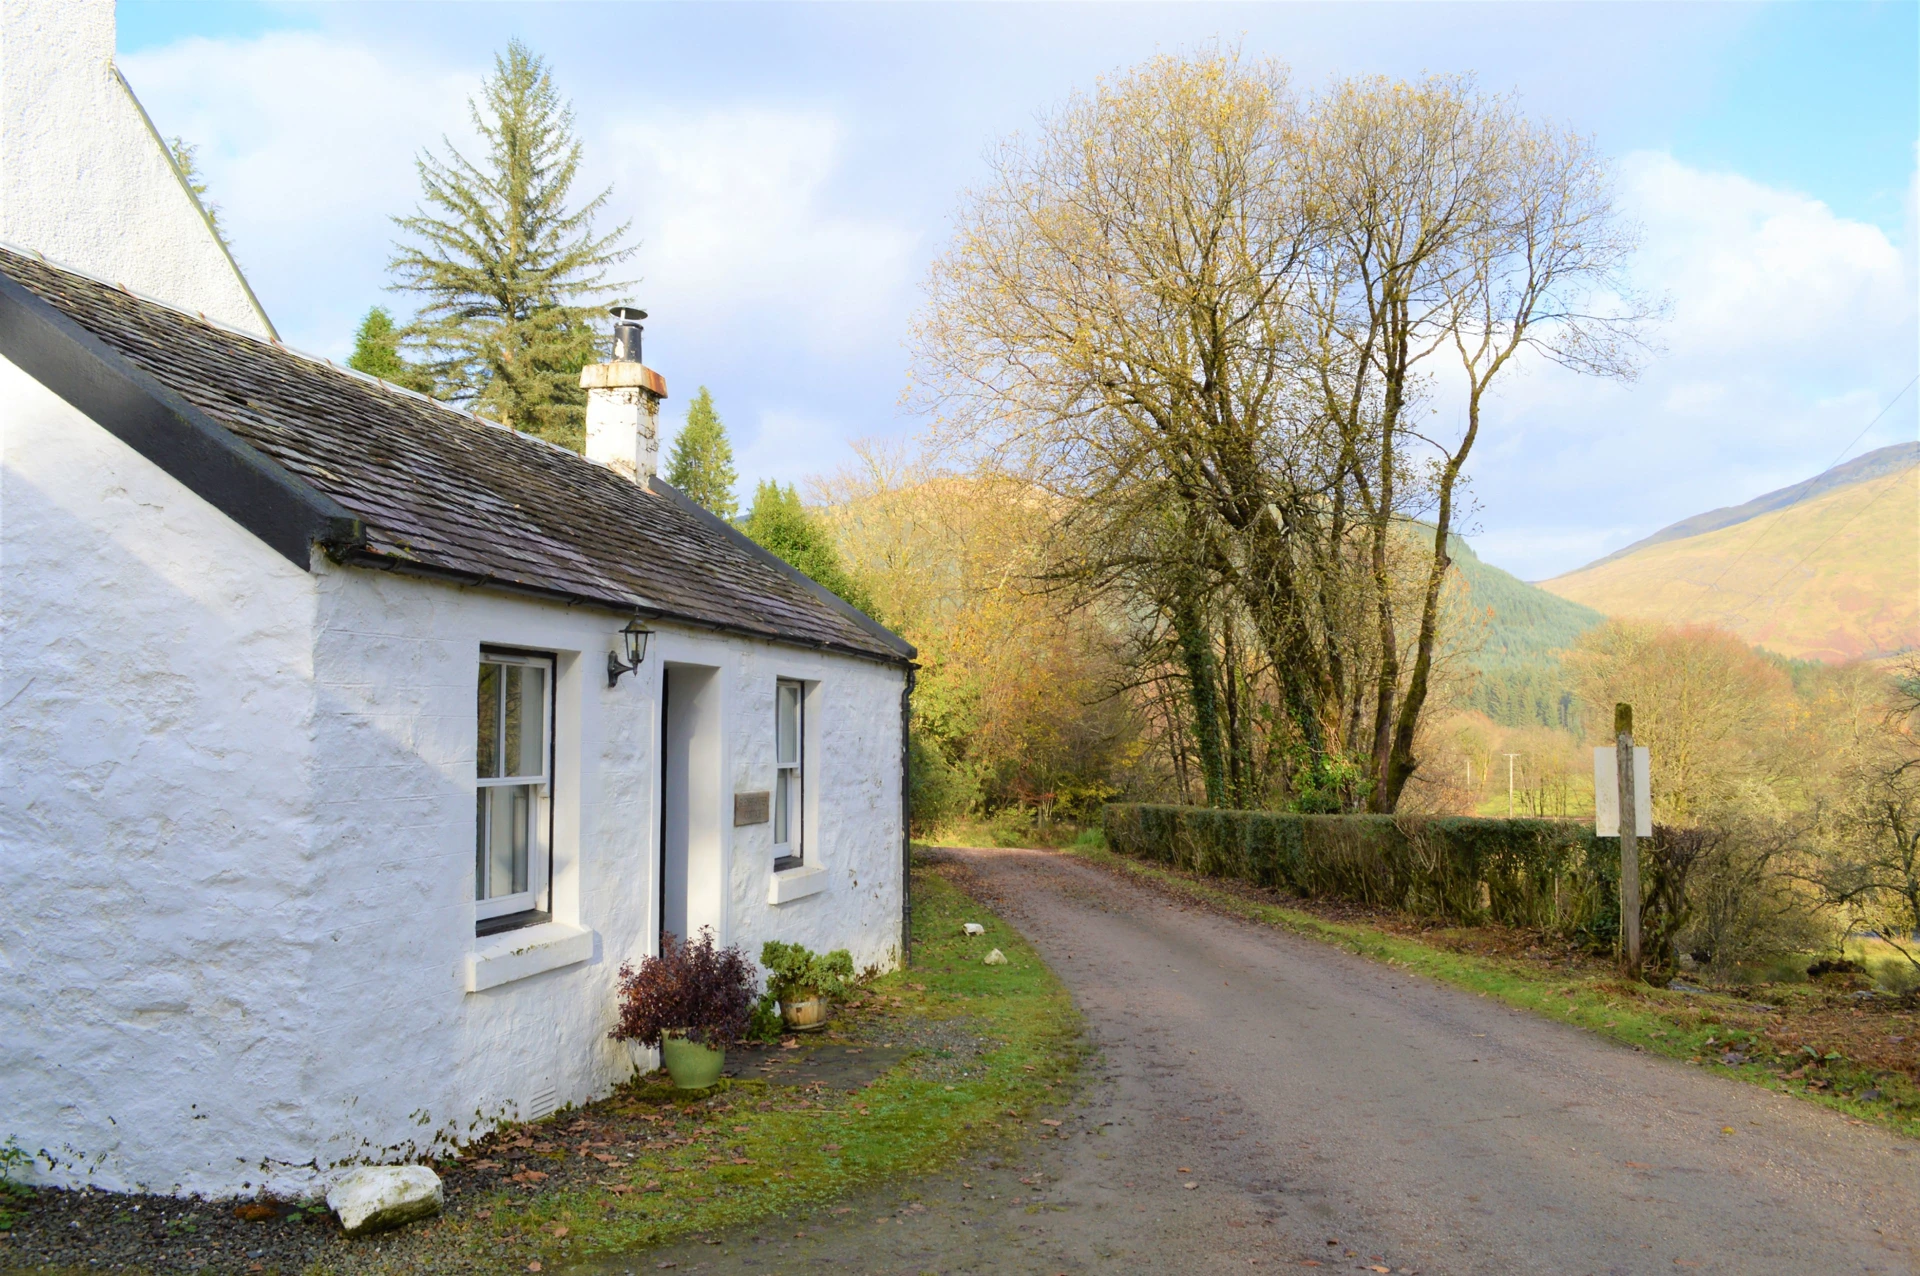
top-left (475, 647), bottom-right (556, 931)
top-left (773, 678), bottom-right (805, 872)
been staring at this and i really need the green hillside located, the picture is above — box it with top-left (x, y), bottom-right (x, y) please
top-left (1447, 536), bottom-right (1604, 731)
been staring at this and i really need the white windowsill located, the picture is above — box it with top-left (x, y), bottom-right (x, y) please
top-left (467, 921), bottom-right (594, 992)
top-left (768, 863), bottom-right (827, 905)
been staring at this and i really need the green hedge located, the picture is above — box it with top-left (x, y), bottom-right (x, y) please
top-left (1102, 803), bottom-right (1622, 941)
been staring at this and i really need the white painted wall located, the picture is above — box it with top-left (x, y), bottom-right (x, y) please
top-left (0, 0), bottom-right (271, 337)
top-left (0, 356), bottom-right (907, 1197)
top-left (0, 355), bottom-right (324, 1195)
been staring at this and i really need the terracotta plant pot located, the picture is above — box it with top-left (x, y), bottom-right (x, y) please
top-left (780, 994), bottom-right (830, 1033)
top-left (659, 1033), bottom-right (726, 1089)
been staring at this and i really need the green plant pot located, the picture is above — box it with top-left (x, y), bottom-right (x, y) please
top-left (660, 1034), bottom-right (726, 1090)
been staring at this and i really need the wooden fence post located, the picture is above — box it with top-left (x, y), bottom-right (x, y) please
top-left (1616, 703), bottom-right (1641, 977)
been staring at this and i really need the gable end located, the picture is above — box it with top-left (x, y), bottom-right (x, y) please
top-left (0, 271), bottom-right (364, 568)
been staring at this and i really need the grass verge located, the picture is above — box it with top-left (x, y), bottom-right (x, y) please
top-left (1069, 842), bottom-right (1919, 1142)
top-left (311, 863), bottom-right (1081, 1274)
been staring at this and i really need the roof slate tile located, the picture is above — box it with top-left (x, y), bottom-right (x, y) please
top-left (0, 248), bottom-right (910, 664)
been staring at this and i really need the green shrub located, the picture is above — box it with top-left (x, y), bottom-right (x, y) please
top-left (759, 941), bottom-right (857, 1004)
top-left (909, 728), bottom-right (977, 833)
top-left (1102, 803), bottom-right (1693, 953)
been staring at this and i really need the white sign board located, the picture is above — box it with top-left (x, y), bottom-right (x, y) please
top-left (1593, 746), bottom-right (1651, 837)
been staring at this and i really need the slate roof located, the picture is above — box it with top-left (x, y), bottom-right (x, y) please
top-left (0, 246), bottom-right (912, 665)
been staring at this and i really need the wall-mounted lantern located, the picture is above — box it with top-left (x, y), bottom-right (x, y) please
top-left (607, 616), bottom-right (653, 687)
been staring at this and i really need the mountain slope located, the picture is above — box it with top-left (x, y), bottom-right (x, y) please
top-left (1574, 442), bottom-right (1919, 573)
top-left (1540, 460), bottom-right (1919, 663)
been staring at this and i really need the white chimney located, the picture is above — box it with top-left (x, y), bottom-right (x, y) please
top-left (580, 305), bottom-right (666, 482)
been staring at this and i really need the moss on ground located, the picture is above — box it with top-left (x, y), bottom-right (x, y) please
top-left (306, 864), bottom-right (1081, 1274)
top-left (1072, 843), bottom-right (1920, 1142)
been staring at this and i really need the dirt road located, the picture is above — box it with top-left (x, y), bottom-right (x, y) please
top-left (576, 848), bottom-right (1920, 1275)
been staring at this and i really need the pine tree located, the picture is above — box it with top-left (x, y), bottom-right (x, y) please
top-left (743, 481), bottom-right (876, 616)
top-left (665, 387), bottom-right (739, 518)
top-left (347, 307), bottom-right (432, 390)
top-left (388, 39), bottom-right (632, 451)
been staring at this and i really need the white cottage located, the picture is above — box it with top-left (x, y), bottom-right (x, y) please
top-left (0, 248), bottom-right (916, 1197)
top-left (0, 5), bottom-right (914, 1199)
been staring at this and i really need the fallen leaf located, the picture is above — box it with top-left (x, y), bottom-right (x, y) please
top-left (528, 1264), bottom-right (542, 1273)
top-left (1625, 1161), bottom-right (1651, 1169)
top-left (731, 1157), bottom-right (752, 1165)
top-left (1040, 1119), bottom-right (1062, 1127)
top-left (605, 1185), bottom-right (634, 1195)
top-left (1178, 1166), bottom-right (1191, 1173)
top-left (1301, 1264), bottom-right (1323, 1269)
top-left (550, 1225), bottom-right (569, 1238)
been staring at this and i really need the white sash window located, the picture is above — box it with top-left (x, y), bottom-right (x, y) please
top-left (476, 650), bottom-right (554, 928)
top-left (774, 679), bottom-right (804, 869)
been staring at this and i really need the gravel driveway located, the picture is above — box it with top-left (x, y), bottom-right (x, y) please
top-left (577, 846), bottom-right (1919, 1275)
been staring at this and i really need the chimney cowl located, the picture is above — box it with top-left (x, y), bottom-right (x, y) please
top-left (609, 304), bottom-right (647, 363)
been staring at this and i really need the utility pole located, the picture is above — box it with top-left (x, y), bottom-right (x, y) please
top-left (1503, 753), bottom-right (1521, 817)
top-left (1616, 703), bottom-right (1641, 978)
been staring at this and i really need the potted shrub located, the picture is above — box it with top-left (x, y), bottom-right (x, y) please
top-left (760, 941), bottom-right (856, 1033)
top-left (610, 929), bottom-right (756, 1089)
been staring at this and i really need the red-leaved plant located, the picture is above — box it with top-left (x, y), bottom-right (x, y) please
top-left (609, 929), bottom-right (756, 1049)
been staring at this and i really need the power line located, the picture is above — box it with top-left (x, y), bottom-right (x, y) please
top-left (1659, 374), bottom-right (1918, 626)
top-left (1733, 459), bottom-right (1915, 637)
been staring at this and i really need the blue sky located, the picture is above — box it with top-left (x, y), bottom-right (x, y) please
top-left (117, 1), bottom-right (1917, 579)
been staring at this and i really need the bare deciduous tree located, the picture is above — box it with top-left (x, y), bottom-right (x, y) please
top-left (915, 49), bottom-right (1652, 811)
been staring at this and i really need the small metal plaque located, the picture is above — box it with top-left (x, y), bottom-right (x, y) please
top-left (734, 791), bottom-right (771, 826)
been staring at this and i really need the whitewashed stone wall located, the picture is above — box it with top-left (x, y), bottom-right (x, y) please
top-left (0, 356), bottom-right (323, 1195)
top-left (0, 357), bottom-right (907, 1197)
top-left (0, 0), bottom-right (271, 337)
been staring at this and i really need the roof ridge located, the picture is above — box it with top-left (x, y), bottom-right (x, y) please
top-left (0, 246), bottom-right (911, 665)
top-left (0, 241), bottom-right (610, 470)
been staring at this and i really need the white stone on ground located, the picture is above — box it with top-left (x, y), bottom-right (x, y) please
top-left (326, 1165), bottom-right (444, 1236)
top-left (983, 948), bottom-right (1008, 965)
top-left (963, 923), bottom-right (985, 935)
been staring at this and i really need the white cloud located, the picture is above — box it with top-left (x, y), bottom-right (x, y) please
top-left (1470, 149), bottom-right (1918, 579)
top-left (602, 108), bottom-right (919, 355)
top-left (121, 34), bottom-right (919, 382)
top-left (734, 406), bottom-right (865, 494)
top-left (118, 34), bottom-right (482, 357)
